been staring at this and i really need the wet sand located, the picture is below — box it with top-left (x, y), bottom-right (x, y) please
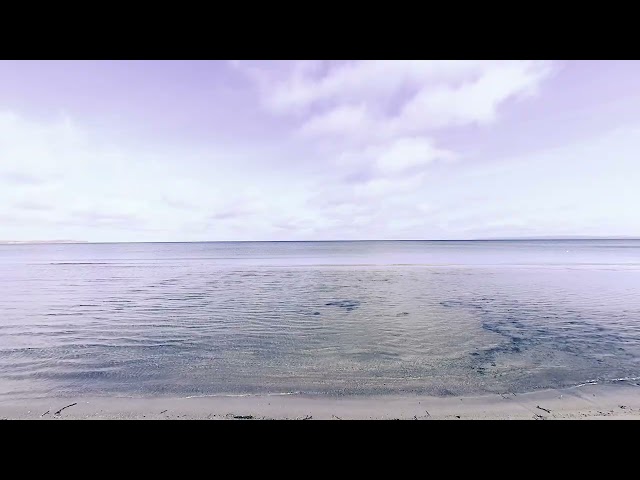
top-left (1, 384), bottom-right (639, 419)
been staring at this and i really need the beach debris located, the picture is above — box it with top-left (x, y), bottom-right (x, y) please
top-left (332, 415), bottom-right (343, 420)
top-left (41, 410), bottom-right (50, 417)
top-left (160, 410), bottom-right (168, 414)
top-left (536, 406), bottom-right (552, 414)
top-left (233, 415), bottom-right (254, 419)
top-left (301, 415), bottom-right (312, 420)
top-left (533, 414), bottom-right (545, 420)
top-left (425, 410), bottom-right (431, 417)
top-left (619, 405), bottom-right (627, 409)
top-left (455, 415), bottom-right (461, 419)
top-left (54, 403), bottom-right (77, 416)
top-left (396, 312), bottom-right (409, 317)
top-left (313, 312), bottom-right (320, 316)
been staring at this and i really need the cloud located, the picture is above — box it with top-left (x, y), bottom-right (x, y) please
top-left (236, 60), bottom-right (553, 131)
top-left (390, 61), bottom-right (552, 131)
top-left (298, 104), bottom-right (371, 138)
top-left (6, 61), bottom-right (639, 241)
top-left (0, 172), bottom-right (46, 185)
top-left (209, 205), bottom-right (258, 221)
top-left (363, 137), bottom-right (453, 176)
top-left (0, 110), bottom-right (266, 241)
top-left (12, 200), bottom-right (52, 211)
top-left (0, 110), bottom-right (87, 181)
top-left (161, 196), bottom-right (197, 211)
top-left (234, 60), bottom-right (554, 198)
top-left (238, 60), bottom-right (492, 115)
top-left (67, 210), bottom-right (143, 226)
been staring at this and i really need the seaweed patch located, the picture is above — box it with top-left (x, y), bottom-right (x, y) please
top-left (325, 300), bottom-right (361, 312)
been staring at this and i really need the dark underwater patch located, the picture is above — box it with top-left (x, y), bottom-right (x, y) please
top-left (325, 300), bottom-right (361, 312)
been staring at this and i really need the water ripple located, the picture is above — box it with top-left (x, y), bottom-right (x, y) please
top-left (1, 241), bottom-right (639, 398)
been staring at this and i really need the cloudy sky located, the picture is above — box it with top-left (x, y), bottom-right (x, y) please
top-left (1, 60), bottom-right (638, 242)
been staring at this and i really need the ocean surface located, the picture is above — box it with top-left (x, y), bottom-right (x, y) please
top-left (1, 240), bottom-right (639, 399)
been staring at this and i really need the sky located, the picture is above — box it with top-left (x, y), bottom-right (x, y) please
top-left (0, 60), bottom-right (639, 242)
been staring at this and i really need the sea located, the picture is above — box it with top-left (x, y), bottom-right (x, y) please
top-left (1, 240), bottom-right (639, 399)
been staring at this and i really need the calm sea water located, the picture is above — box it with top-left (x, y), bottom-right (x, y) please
top-left (1, 240), bottom-right (639, 399)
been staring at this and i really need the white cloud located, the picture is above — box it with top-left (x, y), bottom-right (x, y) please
top-left (298, 104), bottom-right (371, 137)
top-left (0, 111), bottom-right (290, 241)
top-left (235, 60), bottom-right (554, 197)
top-left (0, 61), bottom-right (548, 240)
top-left (0, 111), bottom-right (87, 178)
top-left (237, 60), bottom-right (552, 131)
top-left (6, 61), bottom-right (637, 241)
top-left (254, 60), bottom-right (493, 114)
top-left (372, 137), bottom-right (453, 175)
top-left (391, 61), bottom-right (552, 131)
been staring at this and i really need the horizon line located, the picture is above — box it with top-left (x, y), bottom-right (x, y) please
top-left (1, 236), bottom-right (640, 245)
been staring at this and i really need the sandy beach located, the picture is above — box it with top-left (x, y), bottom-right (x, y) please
top-left (1, 384), bottom-right (639, 420)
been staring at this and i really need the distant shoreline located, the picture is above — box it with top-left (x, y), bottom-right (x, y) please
top-left (0, 238), bottom-right (638, 245)
top-left (0, 240), bottom-right (89, 245)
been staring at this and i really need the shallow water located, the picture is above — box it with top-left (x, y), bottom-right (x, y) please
top-left (1, 240), bottom-right (639, 399)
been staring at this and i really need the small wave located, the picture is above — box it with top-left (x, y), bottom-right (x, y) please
top-left (610, 375), bottom-right (640, 383)
top-left (574, 381), bottom-right (599, 387)
top-left (573, 375), bottom-right (640, 388)
top-left (182, 392), bottom-right (301, 399)
top-left (50, 262), bottom-right (110, 265)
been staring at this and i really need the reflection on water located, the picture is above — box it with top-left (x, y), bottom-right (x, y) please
top-left (0, 240), bottom-right (639, 398)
